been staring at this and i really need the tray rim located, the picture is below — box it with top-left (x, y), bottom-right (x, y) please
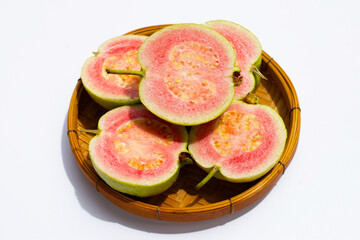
top-left (67, 24), bottom-right (301, 221)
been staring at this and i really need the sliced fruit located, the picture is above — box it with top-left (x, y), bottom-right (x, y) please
top-left (110, 23), bottom-right (238, 126)
top-left (205, 20), bottom-right (263, 100)
top-left (188, 100), bottom-right (287, 188)
top-left (86, 104), bottom-right (190, 197)
top-left (81, 35), bottom-right (147, 109)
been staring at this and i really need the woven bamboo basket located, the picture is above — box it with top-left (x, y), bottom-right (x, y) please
top-left (67, 24), bottom-right (301, 222)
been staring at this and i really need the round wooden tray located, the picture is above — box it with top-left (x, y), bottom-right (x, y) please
top-left (67, 24), bottom-right (301, 222)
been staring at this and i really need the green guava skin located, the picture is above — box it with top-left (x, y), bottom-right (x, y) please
top-left (205, 20), bottom-right (263, 100)
top-left (81, 35), bottom-right (147, 110)
top-left (90, 144), bottom-right (189, 197)
top-left (137, 23), bottom-right (238, 126)
top-left (88, 105), bottom-right (190, 197)
top-left (190, 156), bottom-right (279, 184)
top-left (138, 77), bottom-right (235, 126)
top-left (83, 83), bottom-right (140, 110)
top-left (188, 100), bottom-right (287, 185)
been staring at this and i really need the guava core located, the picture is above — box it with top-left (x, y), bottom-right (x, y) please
top-left (88, 104), bottom-right (189, 197)
top-left (205, 20), bottom-right (262, 100)
top-left (189, 100), bottom-right (287, 184)
top-left (81, 35), bottom-right (147, 109)
top-left (138, 24), bottom-right (238, 126)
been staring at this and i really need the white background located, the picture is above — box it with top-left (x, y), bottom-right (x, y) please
top-left (1, 0), bottom-right (359, 239)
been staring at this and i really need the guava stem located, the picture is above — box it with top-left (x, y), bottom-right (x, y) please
top-left (244, 92), bottom-right (259, 104)
top-left (195, 165), bottom-right (220, 190)
top-left (251, 65), bottom-right (268, 80)
top-left (106, 69), bottom-right (144, 77)
top-left (179, 152), bottom-right (193, 167)
top-left (80, 129), bottom-right (100, 135)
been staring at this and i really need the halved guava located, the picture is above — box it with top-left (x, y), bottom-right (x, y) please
top-left (87, 104), bottom-right (190, 197)
top-left (135, 23), bottom-right (238, 126)
top-left (205, 20), bottom-right (263, 100)
top-left (188, 100), bottom-right (287, 188)
top-left (81, 35), bottom-right (147, 109)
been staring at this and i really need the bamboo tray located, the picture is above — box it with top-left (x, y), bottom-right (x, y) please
top-left (67, 24), bottom-right (301, 222)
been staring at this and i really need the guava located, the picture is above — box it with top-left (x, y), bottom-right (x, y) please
top-left (84, 104), bottom-right (191, 197)
top-left (81, 35), bottom-right (147, 110)
top-left (107, 23), bottom-right (240, 126)
top-left (205, 20), bottom-right (265, 100)
top-left (188, 99), bottom-right (287, 189)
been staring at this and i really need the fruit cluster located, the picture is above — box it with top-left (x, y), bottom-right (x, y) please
top-left (80, 20), bottom-right (287, 197)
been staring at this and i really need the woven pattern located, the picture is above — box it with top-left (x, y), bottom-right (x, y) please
top-left (258, 66), bottom-right (290, 127)
top-left (67, 25), bottom-right (300, 222)
top-left (140, 165), bottom-right (260, 208)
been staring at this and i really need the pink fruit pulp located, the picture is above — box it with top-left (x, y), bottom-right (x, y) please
top-left (189, 101), bottom-right (287, 182)
top-left (81, 35), bottom-right (147, 109)
top-left (90, 105), bottom-right (188, 184)
top-left (205, 20), bottom-right (262, 100)
top-left (138, 24), bottom-right (237, 125)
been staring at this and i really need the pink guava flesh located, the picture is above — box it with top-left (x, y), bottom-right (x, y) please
top-left (81, 35), bottom-right (147, 109)
top-left (138, 24), bottom-right (237, 125)
top-left (98, 36), bottom-right (147, 54)
top-left (205, 20), bottom-right (262, 100)
top-left (189, 101), bottom-right (287, 182)
top-left (89, 105), bottom-right (188, 186)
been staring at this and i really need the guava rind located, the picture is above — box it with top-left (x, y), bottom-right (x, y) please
top-left (88, 104), bottom-right (189, 197)
top-left (205, 20), bottom-right (263, 100)
top-left (98, 35), bottom-right (147, 54)
top-left (81, 35), bottom-right (147, 110)
top-left (82, 66), bottom-right (140, 109)
top-left (138, 23), bottom-right (237, 126)
top-left (90, 143), bottom-right (181, 197)
top-left (188, 100), bottom-right (287, 183)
